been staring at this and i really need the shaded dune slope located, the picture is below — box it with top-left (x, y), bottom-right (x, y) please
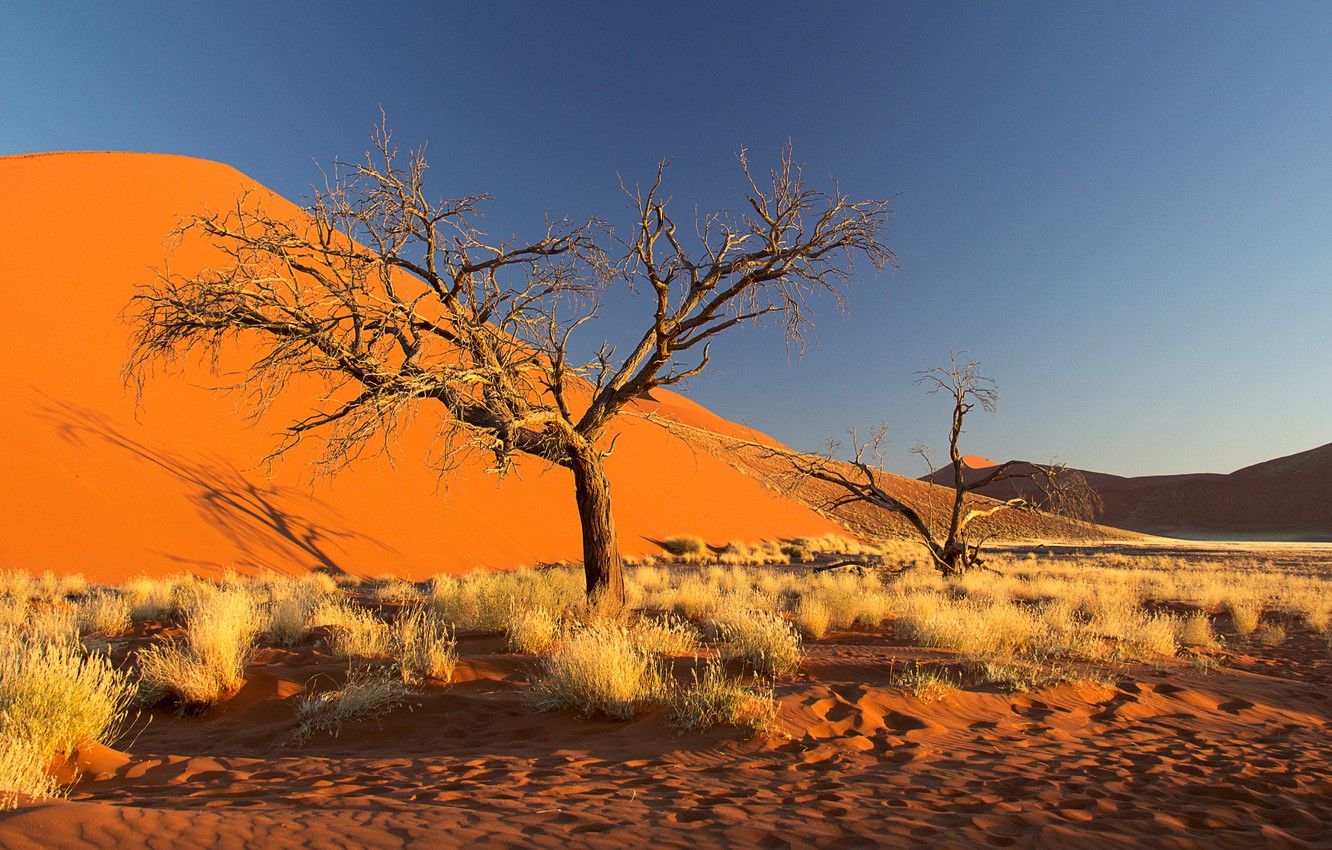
top-left (0, 152), bottom-right (845, 581)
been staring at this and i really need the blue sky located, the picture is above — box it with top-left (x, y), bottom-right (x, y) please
top-left (5, 1), bottom-right (1330, 476)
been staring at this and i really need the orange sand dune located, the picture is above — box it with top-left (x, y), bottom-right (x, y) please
top-left (0, 152), bottom-right (844, 581)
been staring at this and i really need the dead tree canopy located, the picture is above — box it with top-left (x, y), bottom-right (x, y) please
top-left (124, 120), bottom-right (898, 611)
top-left (791, 353), bottom-right (1101, 576)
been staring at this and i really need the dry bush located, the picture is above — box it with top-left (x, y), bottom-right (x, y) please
top-left (672, 658), bottom-right (778, 734)
top-left (670, 576), bottom-right (724, 620)
top-left (717, 610), bottom-right (803, 679)
top-left (77, 592), bottom-right (131, 638)
top-left (136, 590), bottom-right (260, 709)
top-left (432, 568), bottom-right (583, 634)
top-left (630, 613), bottom-right (698, 654)
top-left (1225, 599), bottom-right (1261, 636)
top-left (892, 662), bottom-right (960, 702)
top-left (24, 607), bottom-right (81, 649)
top-left (372, 577), bottom-right (423, 605)
top-left (392, 606), bottom-right (458, 683)
top-left (1255, 623), bottom-right (1287, 646)
top-left (794, 596), bottom-right (831, 639)
top-left (504, 605), bottom-right (562, 654)
top-left (661, 534), bottom-right (709, 562)
top-left (319, 602), bottom-right (391, 660)
top-left (0, 638), bottom-right (133, 758)
top-left (1178, 611), bottom-right (1217, 648)
top-left (265, 595), bottom-right (318, 647)
top-left (528, 623), bottom-right (670, 720)
top-left (122, 575), bottom-right (180, 623)
top-left (0, 731), bottom-right (63, 810)
top-left (292, 666), bottom-right (411, 744)
top-left (0, 571), bottom-right (31, 600)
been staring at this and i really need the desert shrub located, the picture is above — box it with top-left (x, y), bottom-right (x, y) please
top-left (794, 596), bottom-right (831, 639)
top-left (391, 606), bottom-right (457, 683)
top-left (77, 592), bottom-right (131, 638)
top-left (0, 638), bottom-right (133, 756)
top-left (0, 597), bottom-right (27, 634)
top-left (661, 535), bottom-right (709, 563)
top-left (0, 731), bottom-right (63, 809)
top-left (671, 576), bottom-right (723, 620)
top-left (717, 610), bottom-right (803, 679)
top-left (265, 595), bottom-right (316, 647)
top-left (23, 607), bottom-right (81, 649)
top-left (372, 577), bottom-right (423, 605)
top-left (320, 602), bottom-right (391, 660)
top-left (1225, 599), bottom-right (1261, 636)
top-left (630, 613), bottom-right (698, 654)
top-left (432, 568), bottom-right (583, 633)
top-left (136, 589), bottom-right (260, 709)
top-left (892, 662), bottom-right (960, 702)
top-left (968, 660), bottom-right (1098, 694)
top-left (292, 666), bottom-right (411, 743)
top-left (1177, 611), bottom-right (1217, 648)
top-left (1255, 623), bottom-right (1286, 646)
top-left (528, 623), bottom-right (669, 720)
top-left (122, 575), bottom-right (179, 623)
top-left (672, 658), bottom-right (777, 733)
top-left (504, 605), bottom-right (562, 654)
top-left (1118, 611), bottom-right (1178, 659)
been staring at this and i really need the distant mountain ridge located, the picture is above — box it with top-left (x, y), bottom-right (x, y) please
top-left (923, 443), bottom-right (1332, 542)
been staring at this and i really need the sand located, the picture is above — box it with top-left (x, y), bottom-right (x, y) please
top-left (3, 562), bottom-right (1330, 849)
top-left (0, 152), bottom-right (843, 583)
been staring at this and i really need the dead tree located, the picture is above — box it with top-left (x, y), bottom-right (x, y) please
top-left (794, 353), bottom-right (1101, 576)
top-left (124, 120), bottom-right (897, 612)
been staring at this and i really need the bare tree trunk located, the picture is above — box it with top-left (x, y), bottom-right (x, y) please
top-left (567, 444), bottom-right (625, 614)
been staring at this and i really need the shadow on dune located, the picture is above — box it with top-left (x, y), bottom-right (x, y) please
top-left (34, 399), bottom-right (397, 578)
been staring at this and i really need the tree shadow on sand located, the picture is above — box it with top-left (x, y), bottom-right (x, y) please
top-left (34, 399), bottom-right (398, 578)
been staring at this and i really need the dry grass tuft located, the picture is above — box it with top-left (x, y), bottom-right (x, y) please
top-left (504, 605), bottom-right (563, 655)
top-left (661, 535), bottom-right (710, 562)
top-left (77, 591), bottom-right (132, 639)
top-left (319, 602), bottom-right (392, 660)
top-left (672, 659), bottom-right (778, 734)
top-left (136, 590), bottom-right (260, 710)
top-left (391, 607), bottom-right (458, 683)
top-left (292, 666), bottom-right (411, 743)
top-left (1178, 611), bottom-right (1218, 648)
top-left (528, 623), bottom-right (669, 720)
top-left (892, 662), bottom-right (960, 702)
top-left (716, 610), bottom-right (803, 679)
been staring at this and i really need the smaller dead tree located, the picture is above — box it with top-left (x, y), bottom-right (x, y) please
top-left (795, 353), bottom-right (1101, 576)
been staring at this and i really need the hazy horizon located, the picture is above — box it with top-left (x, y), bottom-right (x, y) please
top-left (5, 2), bottom-right (1329, 478)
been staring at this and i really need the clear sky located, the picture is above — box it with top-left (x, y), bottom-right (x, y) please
top-left (5, 1), bottom-right (1330, 477)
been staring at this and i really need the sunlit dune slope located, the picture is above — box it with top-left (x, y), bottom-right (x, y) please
top-left (0, 151), bottom-right (845, 581)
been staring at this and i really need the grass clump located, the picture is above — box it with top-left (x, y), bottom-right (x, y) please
top-left (1255, 623), bottom-right (1287, 646)
top-left (391, 606), bottom-right (457, 683)
top-left (136, 590), bottom-right (260, 710)
top-left (717, 610), bottom-right (803, 679)
top-left (672, 658), bottom-right (778, 734)
top-left (292, 666), bottom-right (411, 743)
top-left (504, 605), bottom-right (562, 654)
top-left (661, 535), bottom-right (709, 562)
top-left (1225, 599), bottom-right (1261, 637)
top-left (1177, 611), bottom-right (1217, 648)
top-left (77, 591), bottom-right (131, 638)
top-left (528, 623), bottom-right (669, 720)
top-left (0, 636), bottom-right (134, 809)
top-left (630, 613), bottom-right (698, 655)
top-left (319, 602), bottom-right (391, 660)
top-left (892, 662), bottom-right (960, 702)
top-left (794, 596), bottom-right (832, 639)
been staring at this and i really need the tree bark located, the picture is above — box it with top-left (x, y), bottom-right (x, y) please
top-left (567, 443), bottom-right (625, 614)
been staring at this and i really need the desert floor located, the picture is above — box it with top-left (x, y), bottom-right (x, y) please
top-left (3, 542), bottom-right (1330, 850)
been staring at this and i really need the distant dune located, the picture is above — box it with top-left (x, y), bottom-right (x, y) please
top-left (923, 444), bottom-right (1332, 541)
top-left (0, 152), bottom-right (846, 582)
